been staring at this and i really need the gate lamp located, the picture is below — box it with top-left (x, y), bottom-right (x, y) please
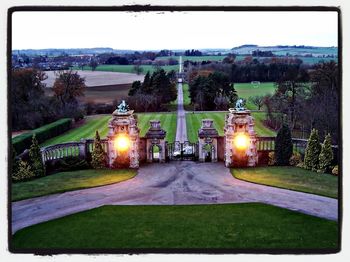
top-left (114, 134), bottom-right (130, 152)
top-left (234, 133), bottom-right (250, 151)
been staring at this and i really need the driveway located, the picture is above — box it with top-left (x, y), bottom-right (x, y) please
top-left (12, 162), bottom-right (338, 234)
top-left (175, 81), bottom-right (187, 143)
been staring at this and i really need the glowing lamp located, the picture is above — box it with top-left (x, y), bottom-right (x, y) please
top-left (234, 133), bottom-right (249, 150)
top-left (114, 134), bottom-right (130, 151)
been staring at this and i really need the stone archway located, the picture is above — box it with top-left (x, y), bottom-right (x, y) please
top-left (198, 119), bottom-right (218, 162)
top-left (145, 120), bottom-right (167, 163)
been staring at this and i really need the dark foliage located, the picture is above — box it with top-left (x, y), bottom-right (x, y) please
top-left (275, 124), bottom-right (293, 165)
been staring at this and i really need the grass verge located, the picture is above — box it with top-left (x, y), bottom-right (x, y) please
top-left (231, 166), bottom-right (338, 198)
top-left (12, 169), bottom-right (136, 201)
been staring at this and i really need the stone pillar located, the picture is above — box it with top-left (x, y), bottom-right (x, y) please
top-left (145, 120), bottom-right (167, 163)
top-left (198, 119), bottom-right (219, 162)
top-left (107, 109), bottom-right (140, 169)
top-left (224, 108), bottom-right (258, 167)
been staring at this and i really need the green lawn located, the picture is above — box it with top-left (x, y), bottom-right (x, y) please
top-left (12, 203), bottom-right (338, 250)
top-left (42, 113), bottom-right (177, 146)
top-left (234, 82), bottom-right (276, 110)
top-left (73, 64), bottom-right (179, 74)
top-left (186, 112), bottom-right (276, 143)
top-left (232, 166), bottom-right (338, 198)
top-left (12, 169), bottom-right (136, 202)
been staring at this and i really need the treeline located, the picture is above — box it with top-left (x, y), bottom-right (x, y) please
top-left (184, 49), bottom-right (203, 56)
top-left (264, 61), bottom-right (339, 144)
top-left (11, 68), bottom-right (85, 131)
top-left (186, 58), bottom-right (311, 83)
top-left (189, 71), bottom-right (237, 110)
top-left (127, 69), bottom-right (177, 112)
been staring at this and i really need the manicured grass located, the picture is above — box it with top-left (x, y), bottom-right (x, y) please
top-left (42, 113), bottom-right (177, 146)
top-left (232, 166), bottom-right (338, 198)
top-left (186, 112), bottom-right (276, 143)
top-left (73, 64), bottom-right (179, 75)
top-left (12, 203), bottom-right (338, 250)
top-left (12, 169), bottom-right (136, 202)
top-left (234, 82), bottom-right (276, 110)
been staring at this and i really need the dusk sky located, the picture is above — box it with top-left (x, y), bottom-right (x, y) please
top-left (12, 11), bottom-right (338, 50)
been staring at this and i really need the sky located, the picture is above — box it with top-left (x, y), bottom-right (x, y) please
top-left (11, 11), bottom-right (338, 50)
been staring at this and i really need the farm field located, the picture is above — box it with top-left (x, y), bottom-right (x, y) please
top-left (41, 113), bottom-right (177, 147)
top-left (185, 112), bottom-right (276, 143)
top-left (73, 64), bottom-right (179, 75)
top-left (43, 70), bottom-right (144, 87)
top-left (232, 167), bottom-right (338, 199)
top-left (12, 203), bottom-right (338, 249)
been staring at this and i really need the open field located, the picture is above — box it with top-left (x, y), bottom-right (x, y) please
top-left (72, 64), bottom-right (179, 75)
top-left (41, 113), bottom-right (177, 146)
top-left (232, 167), bottom-right (338, 199)
top-left (12, 169), bottom-right (136, 202)
top-left (12, 203), bottom-right (338, 250)
top-left (186, 112), bottom-right (276, 143)
top-left (43, 70), bottom-right (144, 87)
top-left (235, 82), bottom-right (276, 109)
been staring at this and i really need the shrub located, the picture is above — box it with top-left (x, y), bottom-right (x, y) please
top-left (289, 152), bottom-right (302, 166)
top-left (46, 156), bottom-right (90, 174)
top-left (91, 131), bottom-right (107, 169)
top-left (304, 129), bottom-right (321, 170)
top-left (332, 165), bottom-right (338, 176)
top-left (12, 159), bottom-right (35, 182)
top-left (12, 118), bottom-right (72, 154)
top-left (268, 152), bottom-right (276, 166)
top-left (29, 134), bottom-right (45, 177)
top-left (275, 124), bottom-right (293, 165)
top-left (318, 133), bottom-right (334, 173)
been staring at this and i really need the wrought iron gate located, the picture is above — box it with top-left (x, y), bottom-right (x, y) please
top-left (166, 141), bottom-right (198, 161)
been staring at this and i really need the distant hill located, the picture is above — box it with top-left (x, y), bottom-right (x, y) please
top-left (231, 45), bottom-right (337, 57)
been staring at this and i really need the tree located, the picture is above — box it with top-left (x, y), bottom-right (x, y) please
top-left (318, 133), bottom-right (333, 173)
top-left (248, 95), bottom-right (264, 110)
top-left (52, 70), bottom-right (86, 105)
top-left (189, 71), bottom-right (237, 110)
top-left (133, 64), bottom-right (143, 75)
top-left (304, 128), bottom-right (321, 171)
top-left (29, 134), bottom-right (45, 177)
top-left (11, 68), bottom-right (50, 130)
top-left (52, 70), bottom-right (86, 119)
top-left (275, 124), bottom-right (293, 165)
top-left (89, 59), bottom-right (98, 71)
top-left (91, 131), bottom-right (107, 169)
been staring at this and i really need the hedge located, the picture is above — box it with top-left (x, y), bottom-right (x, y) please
top-left (12, 118), bottom-right (72, 155)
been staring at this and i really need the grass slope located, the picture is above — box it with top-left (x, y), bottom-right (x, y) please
top-left (42, 113), bottom-right (177, 147)
top-left (12, 169), bottom-right (136, 202)
top-left (232, 166), bottom-right (338, 198)
top-left (12, 203), bottom-right (338, 250)
top-left (186, 112), bottom-right (276, 143)
top-left (73, 64), bottom-right (179, 75)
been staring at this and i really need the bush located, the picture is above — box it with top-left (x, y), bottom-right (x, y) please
top-left (304, 129), bottom-right (321, 170)
top-left (275, 124), bottom-right (293, 165)
top-left (12, 159), bottom-right (35, 182)
top-left (268, 152), bottom-right (276, 166)
top-left (12, 118), bottom-right (72, 154)
top-left (289, 152), bottom-right (302, 166)
top-left (319, 133), bottom-right (334, 173)
top-left (332, 165), bottom-right (338, 176)
top-left (45, 156), bottom-right (90, 174)
top-left (29, 134), bottom-right (45, 177)
top-left (91, 131), bottom-right (107, 169)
